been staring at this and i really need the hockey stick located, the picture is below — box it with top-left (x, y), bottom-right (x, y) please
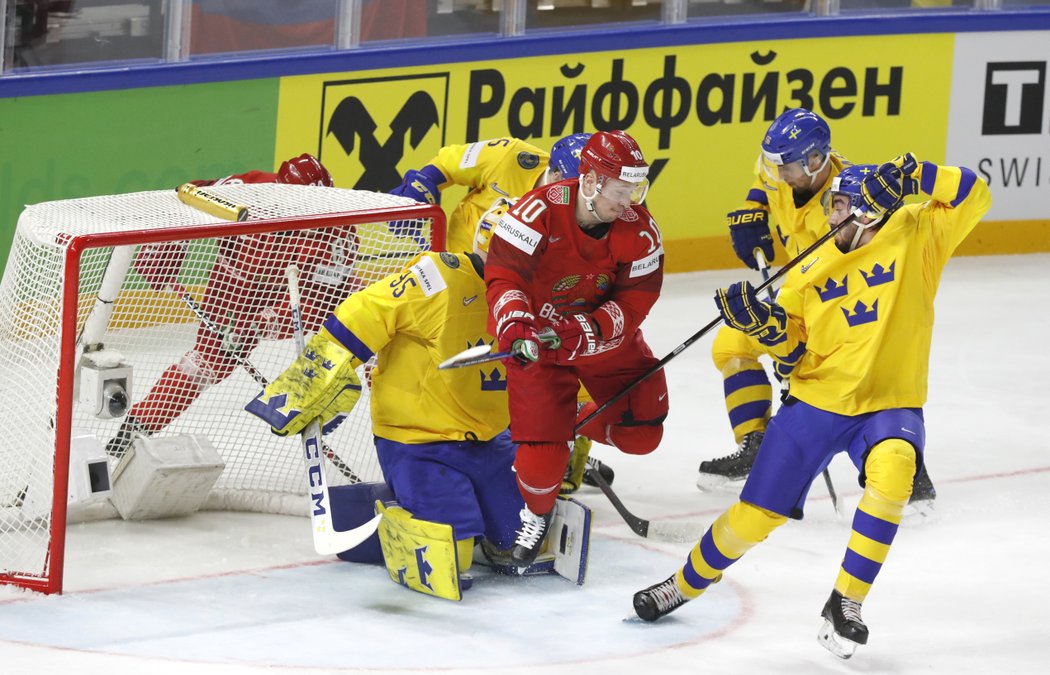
top-left (287, 264), bottom-right (380, 555)
top-left (575, 214), bottom-right (855, 434)
top-left (755, 249), bottom-right (841, 519)
top-left (576, 218), bottom-right (855, 538)
top-left (169, 282), bottom-right (360, 484)
top-left (437, 344), bottom-right (511, 370)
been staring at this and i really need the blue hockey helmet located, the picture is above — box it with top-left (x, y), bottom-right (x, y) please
top-left (548, 132), bottom-right (592, 179)
top-left (761, 108), bottom-right (832, 176)
top-left (824, 163), bottom-right (899, 229)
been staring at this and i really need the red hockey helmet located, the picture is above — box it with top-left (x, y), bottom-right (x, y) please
top-left (278, 153), bottom-right (334, 187)
top-left (578, 130), bottom-right (649, 203)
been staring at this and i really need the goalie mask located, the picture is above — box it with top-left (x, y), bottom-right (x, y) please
top-left (578, 130), bottom-right (650, 219)
top-left (473, 197), bottom-right (515, 263)
top-left (760, 108), bottom-right (832, 186)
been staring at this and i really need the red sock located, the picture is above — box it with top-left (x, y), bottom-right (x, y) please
top-left (513, 441), bottom-right (569, 515)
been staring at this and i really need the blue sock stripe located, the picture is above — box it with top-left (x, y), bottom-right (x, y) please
top-left (852, 509), bottom-right (899, 546)
top-left (698, 530), bottom-right (738, 571)
top-left (842, 548), bottom-right (883, 585)
top-left (681, 563), bottom-right (718, 591)
top-left (322, 316), bottom-right (375, 363)
top-left (724, 369), bottom-right (770, 394)
top-left (728, 400), bottom-right (771, 430)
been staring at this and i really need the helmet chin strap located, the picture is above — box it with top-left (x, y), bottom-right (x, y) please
top-left (578, 179), bottom-right (610, 222)
top-left (847, 209), bottom-right (884, 251)
top-left (804, 152), bottom-right (831, 188)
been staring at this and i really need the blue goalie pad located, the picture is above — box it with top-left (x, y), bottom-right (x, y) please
top-left (331, 482), bottom-right (395, 564)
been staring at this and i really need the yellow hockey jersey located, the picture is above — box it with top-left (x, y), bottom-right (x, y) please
top-left (319, 251), bottom-right (508, 443)
top-left (430, 138), bottom-right (550, 255)
top-left (745, 152), bottom-right (851, 256)
top-left (770, 164), bottom-right (991, 415)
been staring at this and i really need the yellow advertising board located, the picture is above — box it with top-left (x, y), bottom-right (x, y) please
top-left (277, 34), bottom-right (953, 271)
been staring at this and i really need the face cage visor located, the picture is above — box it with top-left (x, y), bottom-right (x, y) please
top-left (761, 149), bottom-right (830, 185)
top-left (594, 169), bottom-right (650, 205)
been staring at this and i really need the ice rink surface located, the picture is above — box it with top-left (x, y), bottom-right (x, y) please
top-left (1, 254), bottom-right (1047, 674)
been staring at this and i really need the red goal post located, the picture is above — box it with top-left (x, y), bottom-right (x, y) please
top-left (0, 183), bottom-right (445, 594)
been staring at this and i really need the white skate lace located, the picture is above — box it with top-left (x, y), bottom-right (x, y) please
top-left (514, 509), bottom-right (548, 548)
top-left (841, 597), bottom-right (863, 624)
top-left (647, 577), bottom-right (685, 612)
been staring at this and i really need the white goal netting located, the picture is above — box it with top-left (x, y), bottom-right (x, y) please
top-left (0, 183), bottom-right (441, 592)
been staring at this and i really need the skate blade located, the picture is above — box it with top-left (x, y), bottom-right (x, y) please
top-left (903, 498), bottom-right (936, 520)
top-left (695, 473), bottom-right (745, 492)
top-left (817, 619), bottom-right (858, 659)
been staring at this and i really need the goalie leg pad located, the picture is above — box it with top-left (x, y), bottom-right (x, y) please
top-left (478, 497), bottom-right (591, 585)
top-left (549, 496), bottom-right (592, 585)
top-left (376, 501), bottom-right (464, 602)
top-left (331, 482), bottom-right (394, 564)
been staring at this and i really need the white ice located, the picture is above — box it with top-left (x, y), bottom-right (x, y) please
top-left (1, 254), bottom-right (1047, 674)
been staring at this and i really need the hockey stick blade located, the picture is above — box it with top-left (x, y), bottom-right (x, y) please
top-left (313, 512), bottom-right (382, 555)
top-left (584, 464), bottom-right (649, 537)
top-left (438, 345), bottom-right (511, 370)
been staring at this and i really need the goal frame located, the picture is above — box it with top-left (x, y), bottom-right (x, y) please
top-left (1, 201), bottom-right (445, 595)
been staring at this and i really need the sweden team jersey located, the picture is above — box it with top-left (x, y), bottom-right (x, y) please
top-left (431, 138), bottom-right (550, 255)
top-left (747, 152), bottom-right (851, 255)
top-left (319, 252), bottom-right (508, 443)
top-left (771, 163), bottom-right (991, 415)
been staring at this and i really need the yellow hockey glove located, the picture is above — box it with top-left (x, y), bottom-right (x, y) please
top-left (244, 333), bottom-right (362, 436)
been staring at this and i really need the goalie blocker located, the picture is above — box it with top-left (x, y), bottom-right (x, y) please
top-left (329, 484), bottom-right (591, 600)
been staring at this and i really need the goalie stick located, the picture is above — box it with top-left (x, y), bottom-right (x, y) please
top-left (286, 264), bottom-right (380, 555)
top-left (755, 248), bottom-right (841, 519)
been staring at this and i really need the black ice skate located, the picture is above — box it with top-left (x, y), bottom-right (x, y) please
top-left (633, 574), bottom-right (689, 622)
top-left (582, 456), bottom-right (615, 488)
top-left (696, 431), bottom-right (763, 491)
top-left (910, 465), bottom-right (937, 502)
top-left (510, 507), bottom-right (553, 568)
top-left (104, 415), bottom-right (146, 459)
top-left (817, 590), bottom-right (869, 659)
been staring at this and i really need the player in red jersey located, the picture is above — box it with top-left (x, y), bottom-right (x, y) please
top-left (484, 130), bottom-right (667, 566)
top-left (105, 154), bottom-right (361, 458)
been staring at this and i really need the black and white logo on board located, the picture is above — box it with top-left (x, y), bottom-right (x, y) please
top-left (982, 62), bottom-right (1046, 135)
top-left (319, 74), bottom-right (449, 192)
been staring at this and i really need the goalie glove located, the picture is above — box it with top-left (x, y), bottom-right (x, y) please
top-left (244, 333), bottom-right (362, 437)
top-left (714, 281), bottom-right (788, 348)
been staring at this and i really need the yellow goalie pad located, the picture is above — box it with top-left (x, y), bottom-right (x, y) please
top-left (376, 501), bottom-right (463, 602)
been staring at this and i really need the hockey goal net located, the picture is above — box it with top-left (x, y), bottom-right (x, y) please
top-left (0, 183), bottom-right (445, 594)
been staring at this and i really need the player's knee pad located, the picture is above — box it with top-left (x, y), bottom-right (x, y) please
top-left (864, 439), bottom-right (917, 504)
top-left (514, 442), bottom-right (570, 515)
top-left (376, 501), bottom-right (468, 601)
top-left (176, 351), bottom-right (217, 390)
top-left (608, 422), bottom-right (663, 456)
top-left (717, 500), bottom-right (788, 556)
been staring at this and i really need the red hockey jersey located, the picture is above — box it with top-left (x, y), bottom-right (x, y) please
top-left (485, 179), bottom-right (664, 360)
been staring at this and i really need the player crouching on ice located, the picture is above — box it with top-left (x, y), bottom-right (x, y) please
top-left (632, 156), bottom-right (990, 658)
top-left (244, 234), bottom-right (591, 601)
